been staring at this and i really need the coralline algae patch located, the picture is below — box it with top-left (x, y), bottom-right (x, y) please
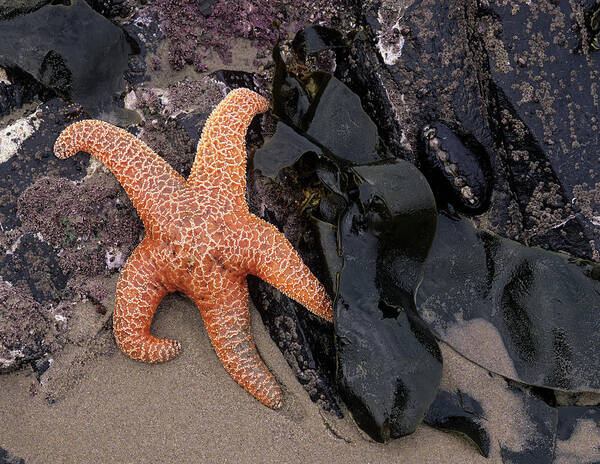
top-left (152, 0), bottom-right (351, 71)
top-left (0, 278), bottom-right (58, 373)
top-left (17, 175), bottom-right (141, 277)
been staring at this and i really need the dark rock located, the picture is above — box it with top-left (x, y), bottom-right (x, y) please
top-left (419, 122), bottom-right (492, 215)
top-left (0, 67), bottom-right (52, 118)
top-left (425, 390), bottom-right (490, 457)
top-left (0, 233), bottom-right (67, 305)
top-left (211, 69), bottom-right (260, 92)
top-left (85, 0), bottom-right (132, 18)
top-left (528, 213), bottom-right (593, 257)
top-left (0, 446), bottom-right (25, 464)
top-left (197, 0), bottom-right (216, 18)
top-left (246, 161), bottom-right (342, 417)
top-left (0, 99), bottom-right (87, 231)
top-left (0, 0), bottom-right (137, 125)
top-left (359, 0), bottom-right (502, 175)
top-left (479, 0), bottom-right (600, 259)
top-left (247, 275), bottom-right (342, 417)
top-left (0, 277), bottom-right (52, 373)
top-left (357, 0), bottom-right (600, 259)
top-left (0, 0), bottom-right (49, 20)
top-left (417, 213), bottom-right (600, 392)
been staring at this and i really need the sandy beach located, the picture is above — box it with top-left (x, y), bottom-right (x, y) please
top-left (0, 293), bottom-right (486, 464)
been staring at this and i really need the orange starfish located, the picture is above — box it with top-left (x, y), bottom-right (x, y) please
top-left (54, 88), bottom-right (333, 408)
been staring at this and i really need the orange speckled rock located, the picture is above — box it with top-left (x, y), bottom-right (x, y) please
top-left (54, 88), bottom-right (333, 409)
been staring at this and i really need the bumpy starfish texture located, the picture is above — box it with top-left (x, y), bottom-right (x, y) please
top-left (54, 88), bottom-right (333, 409)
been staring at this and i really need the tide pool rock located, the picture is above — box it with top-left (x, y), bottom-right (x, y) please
top-left (0, 0), bottom-right (135, 125)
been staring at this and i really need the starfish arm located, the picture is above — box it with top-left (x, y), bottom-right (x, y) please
top-left (185, 275), bottom-right (283, 409)
top-left (113, 238), bottom-right (181, 363)
top-left (187, 88), bottom-right (269, 201)
top-left (54, 120), bottom-right (185, 227)
top-left (248, 218), bottom-right (334, 322)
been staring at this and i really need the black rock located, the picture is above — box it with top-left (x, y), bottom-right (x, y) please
top-left (0, 67), bottom-right (52, 118)
top-left (0, 277), bottom-right (51, 373)
top-left (246, 161), bottom-right (342, 416)
top-left (0, 99), bottom-right (87, 230)
top-left (0, 233), bottom-right (67, 305)
top-left (358, 0), bottom-right (600, 259)
top-left (480, 0), bottom-right (600, 258)
top-left (417, 213), bottom-right (600, 392)
top-left (528, 213), bottom-right (593, 258)
top-left (85, 0), bottom-right (131, 18)
top-left (247, 275), bottom-right (342, 417)
top-left (0, 0), bottom-right (137, 125)
top-left (211, 69), bottom-right (260, 92)
top-left (0, 447), bottom-right (25, 464)
top-left (0, 0), bottom-right (49, 20)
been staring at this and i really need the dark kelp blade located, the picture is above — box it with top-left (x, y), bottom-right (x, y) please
top-left (263, 47), bottom-right (389, 176)
top-left (258, 34), bottom-right (443, 441)
top-left (424, 390), bottom-right (491, 457)
top-left (418, 214), bottom-right (600, 392)
top-left (271, 43), bottom-right (311, 127)
top-left (253, 122), bottom-right (320, 178)
top-left (306, 77), bottom-right (385, 165)
top-left (326, 159), bottom-right (441, 442)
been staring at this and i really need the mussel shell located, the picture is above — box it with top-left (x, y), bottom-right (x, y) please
top-left (419, 122), bottom-right (492, 215)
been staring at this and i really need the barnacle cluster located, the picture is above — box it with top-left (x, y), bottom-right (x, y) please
top-left (591, 6), bottom-right (600, 50)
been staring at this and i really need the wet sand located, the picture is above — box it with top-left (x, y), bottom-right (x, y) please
top-left (0, 292), bottom-right (487, 464)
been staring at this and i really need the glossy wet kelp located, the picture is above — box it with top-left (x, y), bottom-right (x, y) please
top-left (254, 42), bottom-right (442, 442)
top-left (418, 214), bottom-right (600, 392)
top-left (331, 161), bottom-right (441, 442)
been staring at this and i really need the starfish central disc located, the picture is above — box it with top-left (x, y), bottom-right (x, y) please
top-left (54, 88), bottom-right (333, 409)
